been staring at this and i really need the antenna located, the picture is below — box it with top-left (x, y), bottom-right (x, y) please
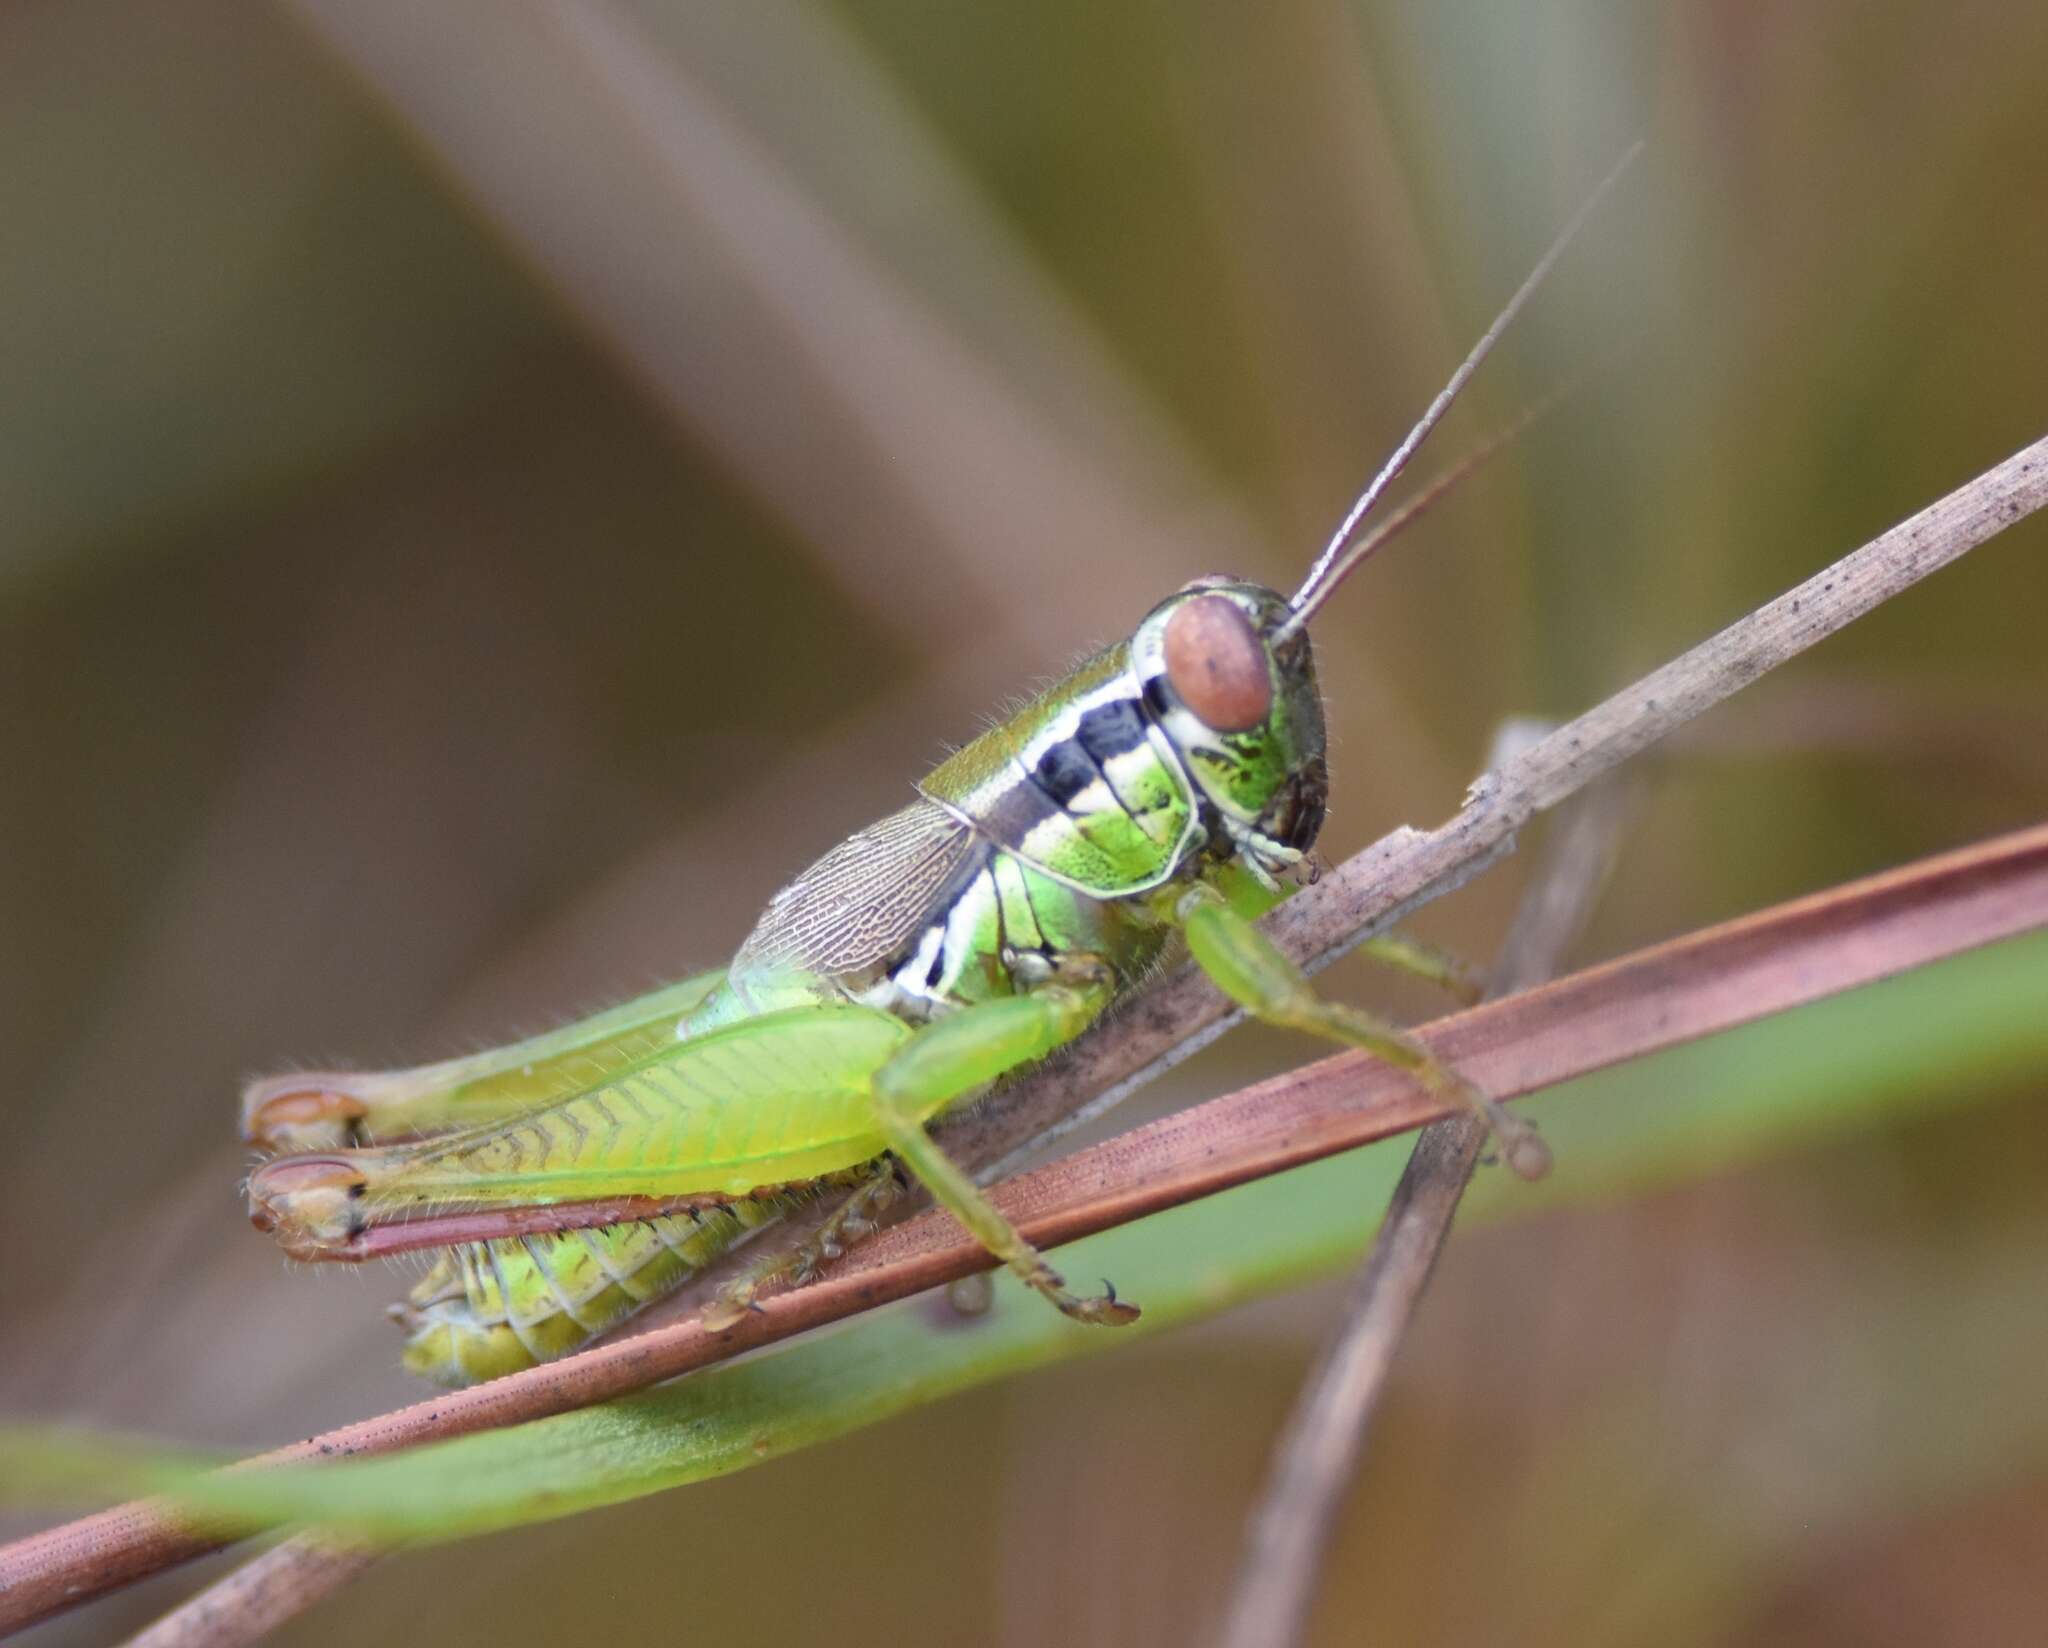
top-left (1278, 140), bottom-right (1643, 640)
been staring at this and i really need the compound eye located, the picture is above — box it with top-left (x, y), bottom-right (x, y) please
top-left (1163, 595), bottom-right (1272, 733)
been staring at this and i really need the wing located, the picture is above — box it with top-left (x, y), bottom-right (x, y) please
top-left (242, 968), bottom-right (730, 1150)
top-left (733, 798), bottom-right (986, 981)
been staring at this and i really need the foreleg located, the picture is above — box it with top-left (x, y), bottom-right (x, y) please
top-left (1176, 885), bottom-right (1550, 1179)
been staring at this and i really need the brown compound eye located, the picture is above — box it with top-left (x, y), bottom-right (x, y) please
top-left (1163, 595), bottom-right (1272, 732)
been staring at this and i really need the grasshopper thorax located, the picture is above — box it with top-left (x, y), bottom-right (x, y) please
top-left (1133, 578), bottom-right (1328, 877)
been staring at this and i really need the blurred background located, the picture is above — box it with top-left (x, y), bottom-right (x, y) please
top-left (4, 1), bottom-right (2047, 1643)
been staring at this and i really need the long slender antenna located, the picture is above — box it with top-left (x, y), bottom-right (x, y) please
top-left (1279, 140), bottom-right (1642, 639)
top-left (1291, 363), bottom-right (1599, 610)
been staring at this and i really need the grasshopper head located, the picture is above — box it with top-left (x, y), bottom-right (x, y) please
top-left (1134, 578), bottom-right (1328, 872)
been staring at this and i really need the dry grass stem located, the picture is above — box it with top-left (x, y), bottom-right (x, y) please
top-left (1219, 776), bottom-right (1638, 1648)
top-left (8, 817), bottom-right (2046, 1637)
top-left (122, 1538), bottom-right (378, 1648)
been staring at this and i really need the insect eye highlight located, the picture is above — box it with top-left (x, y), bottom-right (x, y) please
top-left (1162, 595), bottom-right (1272, 733)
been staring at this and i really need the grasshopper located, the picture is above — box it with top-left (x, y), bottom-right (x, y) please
top-left (244, 162), bottom-right (1629, 1388)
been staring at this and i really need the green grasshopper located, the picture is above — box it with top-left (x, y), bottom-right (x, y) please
top-left (244, 167), bottom-right (1625, 1388)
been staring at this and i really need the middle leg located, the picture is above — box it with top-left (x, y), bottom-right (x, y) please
top-left (868, 983), bottom-right (1140, 1325)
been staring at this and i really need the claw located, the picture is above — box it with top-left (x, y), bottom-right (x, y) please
top-left (1059, 1277), bottom-right (1142, 1327)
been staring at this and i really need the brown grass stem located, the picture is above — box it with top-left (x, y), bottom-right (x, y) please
top-left (8, 818), bottom-right (2047, 1637)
